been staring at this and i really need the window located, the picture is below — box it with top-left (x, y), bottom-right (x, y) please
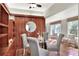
top-left (50, 23), bottom-right (61, 36)
top-left (67, 20), bottom-right (78, 37)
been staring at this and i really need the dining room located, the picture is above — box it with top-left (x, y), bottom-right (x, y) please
top-left (0, 3), bottom-right (79, 56)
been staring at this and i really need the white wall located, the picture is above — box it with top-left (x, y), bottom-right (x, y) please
top-left (46, 4), bottom-right (78, 24)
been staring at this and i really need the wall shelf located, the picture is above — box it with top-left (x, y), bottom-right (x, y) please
top-left (0, 23), bottom-right (8, 27)
top-left (0, 34), bottom-right (8, 38)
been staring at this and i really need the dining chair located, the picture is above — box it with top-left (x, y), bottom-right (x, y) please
top-left (42, 32), bottom-right (48, 41)
top-left (68, 34), bottom-right (78, 48)
top-left (46, 33), bottom-right (64, 55)
top-left (21, 33), bottom-right (29, 48)
top-left (42, 32), bottom-right (49, 49)
top-left (27, 37), bottom-right (48, 56)
top-left (68, 34), bottom-right (75, 41)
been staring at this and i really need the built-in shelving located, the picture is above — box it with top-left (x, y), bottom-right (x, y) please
top-left (0, 3), bottom-right (9, 49)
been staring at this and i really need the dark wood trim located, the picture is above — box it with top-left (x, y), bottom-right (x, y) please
top-left (0, 3), bottom-right (10, 14)
top-left (10, 13), bottom-right (45, 19)
top-left (67, 16), bottom-right (78, 22)
top-left (50, 20), bottom-right (61, 25)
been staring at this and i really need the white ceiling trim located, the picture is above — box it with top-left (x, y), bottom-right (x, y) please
top-left (9, 8), bottom-right (45, 16)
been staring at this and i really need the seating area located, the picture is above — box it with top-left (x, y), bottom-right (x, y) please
top-left (0, 3), bottom-right (79, 56)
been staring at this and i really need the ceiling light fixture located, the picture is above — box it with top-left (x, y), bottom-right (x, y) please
top-left (29, 3), bottom-right (36, 8)
top-left (29, 3), bottom-right (42, 9)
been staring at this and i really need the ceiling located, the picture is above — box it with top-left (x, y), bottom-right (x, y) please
top-left (6, 3), bottom-right (54, 16)
top-left (6, 3), bottom-right (53, 12)
top-left (6, 3), bottom-right (75, 17)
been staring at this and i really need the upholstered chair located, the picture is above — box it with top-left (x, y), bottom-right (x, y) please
top-left (21, 33), bottom-right (29, 48)
top-left (27, 37), bottom-right (48, 56)
top-left (46, 33), bottom-right (64, 55)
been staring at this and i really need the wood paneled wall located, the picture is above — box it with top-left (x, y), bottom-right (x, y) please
top-left (7, 20), bottom-right (16, 56)
top-left (14, 16), bottom-right (45, 48)
top-left (8, 20), bottom-right (14, 39)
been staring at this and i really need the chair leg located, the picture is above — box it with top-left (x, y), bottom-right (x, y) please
top-left (57, 51), bottom-right (60, 56)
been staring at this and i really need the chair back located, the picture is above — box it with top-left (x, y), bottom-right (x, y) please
top-left (57, 33), bottom-right (64, 50)
top-left (68, 34), bottom-right (75, 40)
top-left (43, 32), bottom-right (48, 41)
top-left (27, 37), bottom-right (40, 56)
top-left (21, 33), bottom-right (29, 48)
top-left (68, 34), bottom-right (77, 46)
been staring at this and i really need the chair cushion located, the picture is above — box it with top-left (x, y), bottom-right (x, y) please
top-left (46, 40), bottom-right (58, 51)
top-left (39, 48), bottom-right (48, 56)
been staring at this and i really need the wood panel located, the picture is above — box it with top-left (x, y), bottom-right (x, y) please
top-left (67, 16), bottom-right (78, 22)
top-left (15, 17), bottom-right (25, 49)
top-left (15, 16), bottom-right (45, 48)
top-left (8, 20), bottom-right (14, 39)
top-left (7, 20), bottom-right (17, 56)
